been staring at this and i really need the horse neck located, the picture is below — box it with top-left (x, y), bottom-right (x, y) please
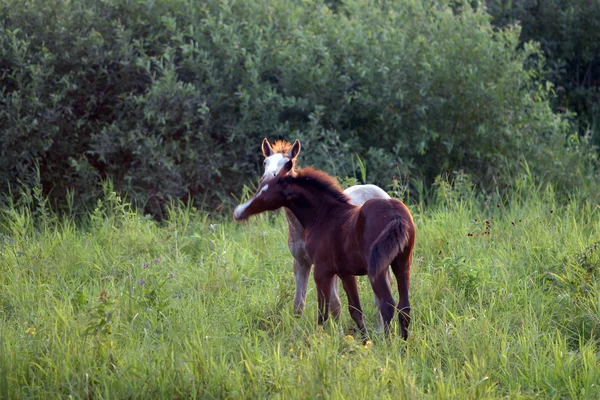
top-left (284, 184), bottom-right (353, 231)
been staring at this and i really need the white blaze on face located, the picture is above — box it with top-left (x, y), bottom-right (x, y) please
top-left (233, 184), bottom-right (269, 220)
top-left (262, 154), bottom-right (290, 180)
top-left (257, 184), bottom-right (270, 197)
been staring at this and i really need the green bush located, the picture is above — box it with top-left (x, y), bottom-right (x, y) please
top-left (0, 0), bottom-right (597, 213)
top-left (486, 0), bottom-right (600, 140)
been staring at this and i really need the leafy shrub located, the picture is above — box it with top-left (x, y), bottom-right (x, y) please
top-left (486, 0), bottom-right (600, 141)
top-left (0, 0), bottom-right (596, 214)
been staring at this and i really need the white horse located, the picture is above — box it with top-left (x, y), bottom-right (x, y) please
top-left (260, 138), bottom-right (392, 329)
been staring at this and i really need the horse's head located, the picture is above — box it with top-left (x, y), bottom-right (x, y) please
top-left (261, 138), bottom-right (301, 181)
top-left (234, 159), bottom-right (294, 221)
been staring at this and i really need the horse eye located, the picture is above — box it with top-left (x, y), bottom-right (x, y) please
top-left (263, 160), bottom-right (267, 166)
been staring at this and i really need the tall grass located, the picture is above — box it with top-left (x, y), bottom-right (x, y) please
top-left (0, 175), bottom-right (599, 399)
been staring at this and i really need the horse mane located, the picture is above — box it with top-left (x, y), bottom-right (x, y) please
top-left (288, 167), bottom-right (351, 204)
top-left (271, 140), bottom-right (293, 155)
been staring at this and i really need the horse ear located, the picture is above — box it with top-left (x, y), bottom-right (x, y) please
top-left (262, 138), bottom-right (274, 158)
top-left (277, 159), bottom-right (294, 178)
top-left (287, 139), bottom-right (301, 159)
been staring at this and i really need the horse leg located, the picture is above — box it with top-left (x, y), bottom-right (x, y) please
top-left (369, 274), bottom-right (396, 336)
top-left (314, 270), bottom-right (334, 326)
top-left (391, 255), bottom-right (412, 340)
top-left (340, 275), bottom-right (366, 338)
top-left (292, 257), bottom-right (312, 315)
top-left (330, 276), bottom-right (342, 321)
top-left (286, 210), bottom-right (312, 316)
top-left (373, 267), bottom-right (394, 333)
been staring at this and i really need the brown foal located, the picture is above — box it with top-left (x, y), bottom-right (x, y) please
top-left (234, 161), bottom-right (416, 339)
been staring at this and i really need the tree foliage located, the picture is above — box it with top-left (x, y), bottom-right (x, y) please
top-left (0, 0), bottom-right (596, 213)
top-left (486, 0), bottom-right (600, 138)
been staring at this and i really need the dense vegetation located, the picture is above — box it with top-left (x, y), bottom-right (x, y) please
top-left (486, 0), bottom-right (600, 138)
top-left (1, 0), bottom-right (597, 213)
top-left (1, 174), bottom-right (599, 398)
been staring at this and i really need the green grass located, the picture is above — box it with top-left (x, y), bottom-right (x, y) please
top-left (1, 177), bottom-right (599, 399)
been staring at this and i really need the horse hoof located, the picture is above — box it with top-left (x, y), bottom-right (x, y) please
top-left (293, 306), bottom-right (304, 316)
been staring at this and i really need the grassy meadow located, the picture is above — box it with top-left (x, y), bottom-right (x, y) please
top-left (1, 174), bottom-right (599, 399)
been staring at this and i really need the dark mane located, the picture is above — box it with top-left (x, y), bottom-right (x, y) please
top-left (271, 140), bottom-right (293, 155)
top-left (288, 167), bottom-right (350, 204)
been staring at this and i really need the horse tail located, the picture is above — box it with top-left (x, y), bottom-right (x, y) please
top-left (368, 218), bottom-right (412, 279)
